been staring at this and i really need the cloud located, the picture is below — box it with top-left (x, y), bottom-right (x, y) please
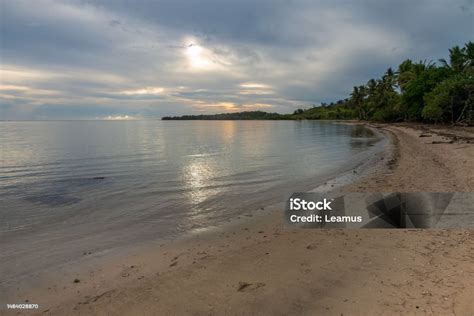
top-left (240, 83), bottom-right (271, 89)
top-left (102, 115), bottom-right (138, 120)
top-left (119, 87), bottom-right (166, 95)
top-left (1, 0), bottom-right (472, 119)
top-left (191, 101), bottom-right (274, 112)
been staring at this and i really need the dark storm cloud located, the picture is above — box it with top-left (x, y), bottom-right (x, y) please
top-left (0, 0), bottom-right (472, 119)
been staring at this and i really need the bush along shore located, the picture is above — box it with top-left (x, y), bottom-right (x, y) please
top-left (163, 42), bottom-right (473, 125)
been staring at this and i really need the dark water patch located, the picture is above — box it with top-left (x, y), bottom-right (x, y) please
top-left (25, 194), bottom-right (82, 207)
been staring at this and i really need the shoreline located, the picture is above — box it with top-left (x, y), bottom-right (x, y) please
top-left (7, 123), bottom-right (474, 315)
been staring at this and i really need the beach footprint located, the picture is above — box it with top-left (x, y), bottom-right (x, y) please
top-left (237, 281), bottom-right (266, 292)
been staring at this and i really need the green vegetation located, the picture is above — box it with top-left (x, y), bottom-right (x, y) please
top-left (163, 42), bottom-right (473, 125)
top-left (286, 102), bottom-right (357, 120)
top-left (348, 42), bottom-right (473, 124)
top-left (162, 111), bottom-right (283, 120)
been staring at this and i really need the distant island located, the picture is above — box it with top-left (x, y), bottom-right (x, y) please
top-left (162, 111), bottom-right (284, 120)
top-left (162, 105), bottom-right (356, 121)
top-left (163, 41), bottom-right (473, 125)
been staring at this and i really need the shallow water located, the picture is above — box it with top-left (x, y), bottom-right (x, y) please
top-left (0, 120), bottom-right (382, 278)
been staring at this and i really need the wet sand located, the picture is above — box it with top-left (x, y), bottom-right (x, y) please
top-left (7, 123), bottom-right (474, 315)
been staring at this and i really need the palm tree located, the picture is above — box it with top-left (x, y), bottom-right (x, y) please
top-left (397, 59), bottom-right (436, 94)
top-left (350, 85), bottom-right (367, 120)
top-left (382, 67), bottom-right (397, 91)
top-left (439, 45), bottom-right (467, 73)
top-left (397, 59), bottom-right (415, 92)
top-left (366, 78), bottom-right (377, 94)
top-left (463, 41), bottom-right (474, 73)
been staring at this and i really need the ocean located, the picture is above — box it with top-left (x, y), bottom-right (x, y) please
top-left (0, 120), bottom-right (383, 278)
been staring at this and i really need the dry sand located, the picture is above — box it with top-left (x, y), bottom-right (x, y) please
top-left (344, 123), bottom-right (474, 192)
top-left (9, 124), bottom-right (474, 316)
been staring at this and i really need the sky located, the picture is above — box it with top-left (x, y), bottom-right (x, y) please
top-left (0, 0), bottom-right (473, 120)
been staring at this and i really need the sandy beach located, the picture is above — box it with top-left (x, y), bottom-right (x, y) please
top-left (9, 123), bottom-right (474, 315)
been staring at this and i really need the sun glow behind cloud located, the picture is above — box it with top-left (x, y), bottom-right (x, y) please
top-left (185, 44), bottom-right (210, 69)
top-left (183, 39), bottom-right (231, 71)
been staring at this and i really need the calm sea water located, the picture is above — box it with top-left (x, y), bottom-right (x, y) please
top-left (0, 120), bottom-right (382, 278)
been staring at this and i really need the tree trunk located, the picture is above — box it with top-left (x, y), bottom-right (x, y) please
top-left (456, 91), bottom-right (472, 124)
top-left (450, 96), bottom-right (454, 125)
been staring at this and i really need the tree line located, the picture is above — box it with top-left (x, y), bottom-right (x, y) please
top-left (292, 41), bottom-right (473, 124)
top-left (162, 111), bottom-right (282, 120)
